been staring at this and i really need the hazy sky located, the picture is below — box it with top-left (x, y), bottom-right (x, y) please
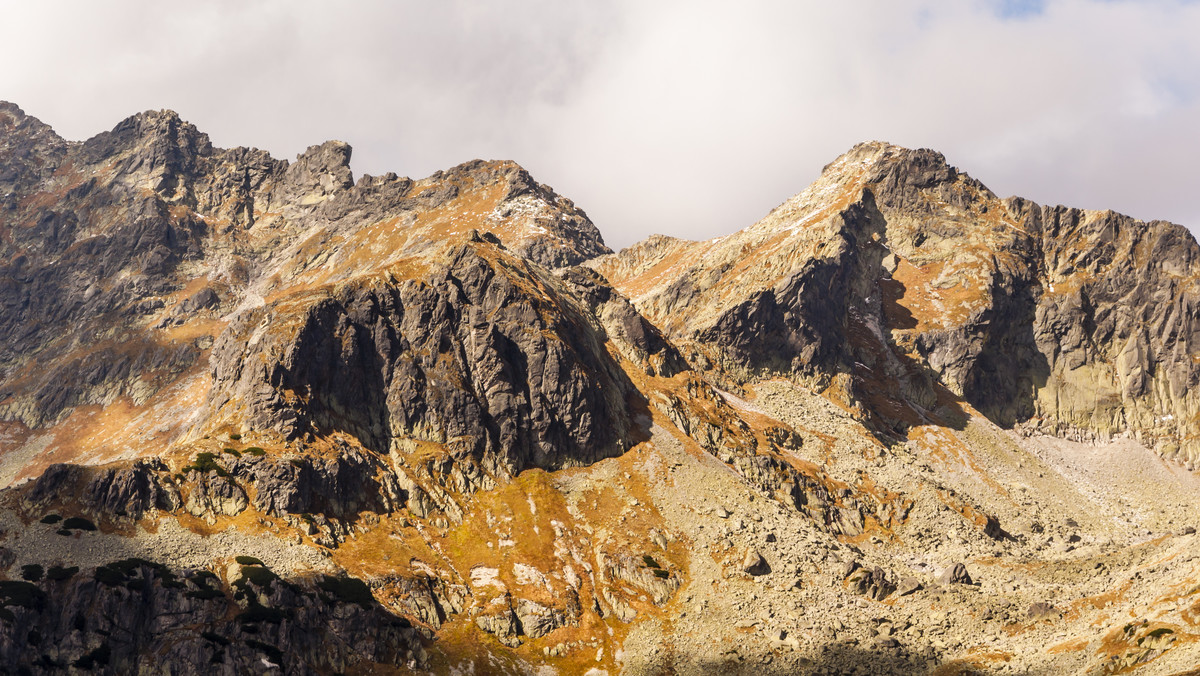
top-left (3, 0), bottom-right (1198, 248)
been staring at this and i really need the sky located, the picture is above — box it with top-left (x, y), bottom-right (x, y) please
top-left (2, 0), bottom-right (1198, 249)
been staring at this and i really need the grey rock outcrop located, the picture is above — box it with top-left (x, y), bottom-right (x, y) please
top-left (183, 475), bottom-right (248, 523)
top-left (236, 450), bottom-right (399, 520)
top-left (741, 548), bottom-right (770, 576)
top-left (1027, 602), bottom-right (1061, 622)
top-left (514, 598), bottom-right (568, 639)
top-left (845, 563), bottom-right (896, 601)
top-left (558, 266), bottom-right (687, 377)
top-left (476, 607), bottom-right (522, 647)
top-left (84, 460), bottom-right (182, 520)
top-left (471, 591), bottom-right (572, 647)
top-left (205, 243), bottom-right (642, 479)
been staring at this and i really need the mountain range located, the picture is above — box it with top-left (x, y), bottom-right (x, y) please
top-left (1, 101), bottom-right (1198, 675)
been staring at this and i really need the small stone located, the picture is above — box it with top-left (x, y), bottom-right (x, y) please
top-left (936, 562), bottom-right (972, 586)
top-left (896, 576), bottom-right (922, 596)
top-left (1027, 602), bottom-right (1060, 622)
top-left (742, 549), bottom-right (770, 576)
top-left (841, 560), bottom-right (861, 579)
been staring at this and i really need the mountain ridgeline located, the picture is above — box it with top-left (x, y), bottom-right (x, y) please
top-left (593, 142), bottom-right (1200, 455)
top-left (0, 102), bottom-right (1198, 675)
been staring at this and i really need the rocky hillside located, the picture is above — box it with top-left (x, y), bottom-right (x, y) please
top-left (0, 101), bottom-right (610, 480)
top-left (592, 141), bottom-right (1200, 459)
top-left (1, 103), bottom-right (1199, 675)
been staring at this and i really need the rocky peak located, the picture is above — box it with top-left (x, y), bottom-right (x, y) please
top-left (812, 141), bottom-right (995, 219)
top-left (596, 141), bottom-right (1200, 463)
top-left (413, 157), bottom-right (611, 267)
top-left (76, 108), bottom-right (215, 202)
top-left (0, 102), bottom-right (69, 198)
top-left (284, 140), bottom-right (354, 201)
top-left (0, 103), bottom-right (625, 481)
top-left (822, 141), bottom-right (956, 184)
top-left (0, 101), bottom-right (66, 147)
top-left (82, 108), bottom-right (213, 162)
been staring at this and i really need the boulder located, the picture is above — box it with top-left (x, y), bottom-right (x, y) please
top-left (741, 549), bottom-right (770, 576)
top-left (936, 562), bottom-right (972, 586)
top-left (1027, 602), bottom-right (1061, 622)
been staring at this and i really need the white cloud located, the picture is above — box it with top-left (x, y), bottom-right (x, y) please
top-left (1, 0), bottom-right (1197, 248)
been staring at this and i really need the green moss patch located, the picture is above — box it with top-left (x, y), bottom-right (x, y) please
top-left (46, 566), bottom-right (79, 582)
top-left (317, 575), bottom-right (375, 608)
top-left (0, 580), bottom-right (47, 610)
top-left (182, 452), bottom-right (229, 477)
top-left (62, 517), bottom-right (96, 531)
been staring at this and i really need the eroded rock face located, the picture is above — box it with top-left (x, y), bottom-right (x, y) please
top-left (698, 196), bottom-right (885, 381)
top-left (84, 459), bottom-right (181, 520)
top-left (558, 266), bottom-right (686, 378)
top-left (596, 141), bottom-right (1200, 460)
top-left (1018, 202), bottom-right (1200, 455)
top-left (0, 102), bottom-right (68, 198)
top-left (206, 243), bottom-right (641, 478)
top-left (184, 475), bottom-right (248, 523)
top-left (240, 450), bottom-right (401, 520)
top-left (23, 449), bottom-right (400, 535)
top-left (844, 562), bottom-right (896, 601)
top-left (936, 562), bottom-right (973, 586)
top-left (0, 559), bottom-right (426, 674)
top-left (0, 103), bottom-right (613, 468)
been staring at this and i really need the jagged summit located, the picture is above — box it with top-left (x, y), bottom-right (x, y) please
top-left (3, 103), bottom-right (608, 258)
top-left (594, 140), bottom-right (1200, 459)
top-left (0, 104), bottom-right (612, 477)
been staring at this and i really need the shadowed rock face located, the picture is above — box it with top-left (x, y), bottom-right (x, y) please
top-left (596, 141), bottom-right (1200, 458)
top-left (698, 195), bottom-right (884, 381)
top-left (0, 102), bottom-right (614, 470)
top-left (205, 242), bottom-right (641, 477)
top-left (0, 557), bottom-right (427, 674)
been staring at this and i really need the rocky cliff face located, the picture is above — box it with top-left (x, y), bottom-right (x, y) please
top-left (204, 241), bottom-right (640, 478)
top-left (0, 557), bottom-right (426, 674)
top-left (0, 102), bottom-right (613, 482)
top-left (593, 141), bottom-right (1200, 461)
top-left (2, 105), bottom-right (1200, 675)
